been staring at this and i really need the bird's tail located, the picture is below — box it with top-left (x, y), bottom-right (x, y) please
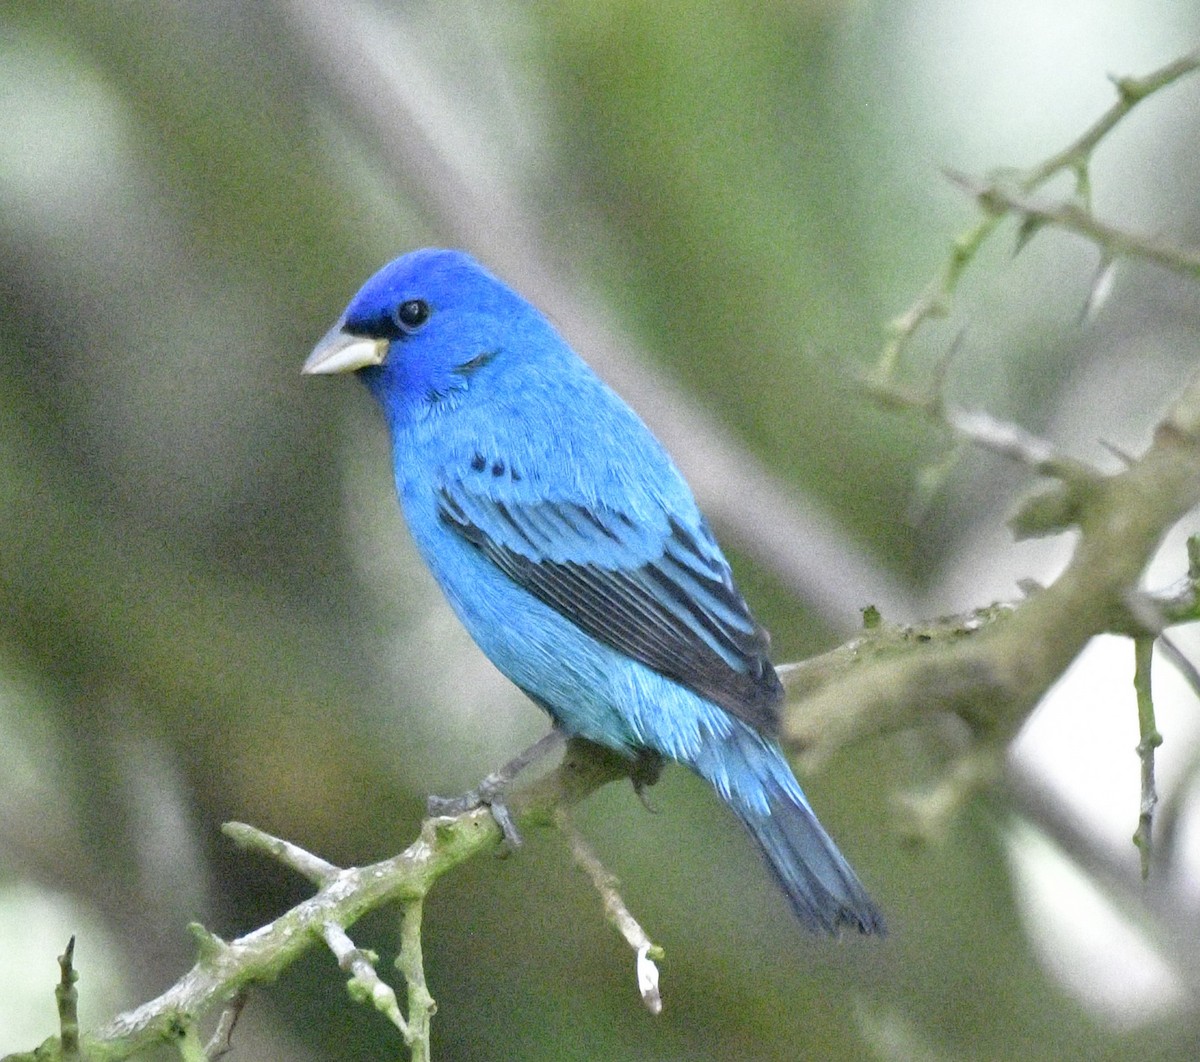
top-left (692, 724), bottom-right (884, 935)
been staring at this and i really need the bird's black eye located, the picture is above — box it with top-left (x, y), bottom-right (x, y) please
top-left (396, 299), bottom-right (431, 330)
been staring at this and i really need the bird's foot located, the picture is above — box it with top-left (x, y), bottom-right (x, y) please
top-left (630, 750), bottom-right (665, 813)
top-left (426, 729), bottom-right (567, 851)
top-left (428, 775), bottom-right (523, 849)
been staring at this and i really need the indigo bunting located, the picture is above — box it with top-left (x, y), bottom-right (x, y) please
top-left (304, 249), bottom-right (882, 934)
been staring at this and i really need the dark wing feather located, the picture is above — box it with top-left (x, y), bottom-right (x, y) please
top-left (437, 484), bottom-right (783, 735)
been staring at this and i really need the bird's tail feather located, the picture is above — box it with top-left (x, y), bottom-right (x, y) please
top-left (694, 727), bottom-right (884, 935)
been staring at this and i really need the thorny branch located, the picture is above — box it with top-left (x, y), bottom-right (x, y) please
top-left (873, 50), bottom-right (1200, 382)
top-left (852, 52), bottom-right (1200, 849)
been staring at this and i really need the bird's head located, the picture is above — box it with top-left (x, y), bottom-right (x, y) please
top-left (303, 248), bottom-right (536, 418)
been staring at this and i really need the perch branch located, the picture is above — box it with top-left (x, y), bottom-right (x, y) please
top-left (1, 741), bottom-right (630, 1062)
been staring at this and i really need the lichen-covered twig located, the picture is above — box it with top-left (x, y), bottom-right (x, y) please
top-left (0, 739), bottom-right (637, 1062)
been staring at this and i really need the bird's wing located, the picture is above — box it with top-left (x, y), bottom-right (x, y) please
top-left (437, 479), bottom-right (783, 735)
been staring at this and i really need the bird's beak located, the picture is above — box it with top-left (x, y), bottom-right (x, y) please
top-left (302, 322), bottom-right (388, 375)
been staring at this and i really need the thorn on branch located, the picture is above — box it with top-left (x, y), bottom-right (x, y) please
top-left (1014, 212), bottom-right (1048, 254)
top-left (56, 935), bottom-right (80, 1061)
top-left (1081, 257), bottom-right (1117, 322)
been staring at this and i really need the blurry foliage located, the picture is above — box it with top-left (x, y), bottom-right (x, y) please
top-left (2, 1), bottom-right (1200, 1060)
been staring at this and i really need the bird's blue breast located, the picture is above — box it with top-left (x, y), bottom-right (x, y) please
top-left (388, 362), bottom-right (679, 749)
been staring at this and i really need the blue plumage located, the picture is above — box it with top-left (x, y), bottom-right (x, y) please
top-left (305, 248), bottom-right (882, 934)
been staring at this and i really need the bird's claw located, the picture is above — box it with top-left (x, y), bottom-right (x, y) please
top-left (632, 777), bottom-right (659, 814)
top-left (426, 730), bottom-right (566, 851)
top-left (427, 778), bottom-right (524, 850)
top-left (630, 750), bottom-right (665, 813)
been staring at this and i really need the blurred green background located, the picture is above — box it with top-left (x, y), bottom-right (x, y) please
top-left (3, 2), bottom-right (1200, 1059)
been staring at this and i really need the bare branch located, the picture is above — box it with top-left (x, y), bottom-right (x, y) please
top-left (1025, 51), bottom-right (1200, 185)
top-left (555, 808), bottom-right (664, 1015)
top-left (56, 937), bottom-right (80, 1062)
top-left (322, 922), bottom-right (412, 1040)
top-left (946, 173), bottom-right (1200, 279)
top-left (784, 365), bottom-right (1200, 770)
top-left (875, 51), bottom-right (1200, 379)
top-left (222, 822), bottom-right (340, 886)
top-left (202, 993), bottom-right (245, 1060)
top-left (395, 900), bottom-right (436, 1060)
top-left (1132, 636), bottom-right (1163, 878)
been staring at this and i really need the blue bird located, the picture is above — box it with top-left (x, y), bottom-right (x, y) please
top-left (304, 249), bottom-right (882, 934)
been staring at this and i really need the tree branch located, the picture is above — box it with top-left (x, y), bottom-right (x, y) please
top-left (1132, 635), bottom-right (1163, 878)
top-left (781, 365), bottom-right (1200, 831)
top-left (873, 50), bottom-right (1200, 381)
top-left (945, 172), bottom-right (1200, 279)
top-left (1, 740), bottom-right (633, 1062)
top-left (554, 807), bottom-right (664, 1014)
